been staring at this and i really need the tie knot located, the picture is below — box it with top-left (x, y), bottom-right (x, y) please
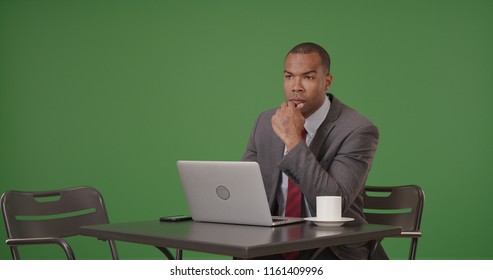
top-left (301, 128), bottom-right (307, 140)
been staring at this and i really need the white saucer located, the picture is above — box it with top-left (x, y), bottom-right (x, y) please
top-left (304, 217), bottom-right (354, 227)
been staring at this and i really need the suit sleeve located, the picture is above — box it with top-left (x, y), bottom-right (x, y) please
top-left (241, 114), bottom-right (261, 162)
top-left (277, 123), bottom-right (379, 215)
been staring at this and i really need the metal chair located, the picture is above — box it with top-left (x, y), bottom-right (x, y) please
top-left (363, 185), bottom-right (425, 260)
top-left (1, 186), bottom-right (119, 260)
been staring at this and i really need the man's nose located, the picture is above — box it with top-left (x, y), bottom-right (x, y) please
top-left (292, 77), bottom-right (303, 92)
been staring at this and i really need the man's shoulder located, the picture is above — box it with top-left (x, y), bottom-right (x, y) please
top-left (331, 95), bottom-right (378, 130)
top-left (326, 95), bottom-right (379, 144)
top-left (254, 108), bottom-right (277, 123)
top-left (340, 103), bottom-right (375, 125)
top-left (259, 107), bottom-right (278, 117)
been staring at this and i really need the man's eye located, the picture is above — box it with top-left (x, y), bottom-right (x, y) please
top-left (285, 75), bottom-right (292, 79)
top-left (305, 76), bottom-right (314, 80)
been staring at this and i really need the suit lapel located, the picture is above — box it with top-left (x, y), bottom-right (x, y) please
top-left (309, 94), bottom-right (342, 159)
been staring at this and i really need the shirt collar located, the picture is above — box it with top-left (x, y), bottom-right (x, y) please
top-left (304, 95), bottom-right (331, 137)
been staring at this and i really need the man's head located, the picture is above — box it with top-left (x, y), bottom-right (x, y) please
top-left (287, 42), bottom-right (331, 74)
top-left (284, 42), bottom-right (333, 118)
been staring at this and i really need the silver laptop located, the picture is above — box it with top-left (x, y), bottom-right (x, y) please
top-left (177, 160), bottom-right (304, 227)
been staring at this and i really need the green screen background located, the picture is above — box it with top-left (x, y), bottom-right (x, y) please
top-left (1, 0), bottom-right (492, 260)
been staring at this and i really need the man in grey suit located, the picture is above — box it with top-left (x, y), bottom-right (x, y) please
top-left (242, 42), bottom-right (387, 259)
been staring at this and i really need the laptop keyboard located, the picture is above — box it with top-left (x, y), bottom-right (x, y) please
top-left (272, 218), bottom-right (287, 222)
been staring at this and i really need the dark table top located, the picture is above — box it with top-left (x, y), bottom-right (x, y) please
top-left (80, 220), bottom-right (400, 258)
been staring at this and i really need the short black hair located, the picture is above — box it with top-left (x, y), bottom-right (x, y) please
top-left (287, 42), bottom-right (331, 74)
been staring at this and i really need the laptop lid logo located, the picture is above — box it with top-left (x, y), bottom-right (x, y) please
top-left (216, 185), bottom-right (230, 200)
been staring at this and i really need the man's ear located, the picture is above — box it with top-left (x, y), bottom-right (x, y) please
top-left (325, 74), bottom-right (333, 91)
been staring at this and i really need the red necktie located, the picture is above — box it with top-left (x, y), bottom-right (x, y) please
top-left (285, 179), bottom-right (302, 217)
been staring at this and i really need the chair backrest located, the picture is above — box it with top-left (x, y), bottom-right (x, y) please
top-left (363, 185), bottom-right (424, 232)
top-left (1, 186), bottom-right (111, 239)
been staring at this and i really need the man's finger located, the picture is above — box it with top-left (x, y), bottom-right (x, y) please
top-left (286, 101), bottom-right (296, 108)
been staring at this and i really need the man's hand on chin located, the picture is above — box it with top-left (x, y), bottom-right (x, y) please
top-left (271, 101), bottom-right (306, 151)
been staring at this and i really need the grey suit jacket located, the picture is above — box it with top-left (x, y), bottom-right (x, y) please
top-left (242, 94), bottom-right (384, 259)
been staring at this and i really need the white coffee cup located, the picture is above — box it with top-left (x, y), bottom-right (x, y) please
top-left (316, 196), bottom-right (342, 221)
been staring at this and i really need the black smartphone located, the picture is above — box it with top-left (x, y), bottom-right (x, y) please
top-left (159, 215), bottom-right (192, 222)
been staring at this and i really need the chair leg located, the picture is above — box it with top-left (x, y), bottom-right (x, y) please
top-left (409, 238), bottom-right (418, 260)
top-left (108, 240), bottom-right (119, 260)
top-left (58, 240), bottom-right (76, 260)
top-left (309, 247), bottom-right (327, 260)
top-left (369, 239), bottom-right (382, 260)
top-left (10, 246), bottom-right (20, 260)
top-left (176, 249), bottom-right (183, 260)
top-left (155, 246), bottom-right (175, 260)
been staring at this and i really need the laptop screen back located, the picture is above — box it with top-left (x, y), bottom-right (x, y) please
top-left (177, 161), bottom-right (275, 226)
